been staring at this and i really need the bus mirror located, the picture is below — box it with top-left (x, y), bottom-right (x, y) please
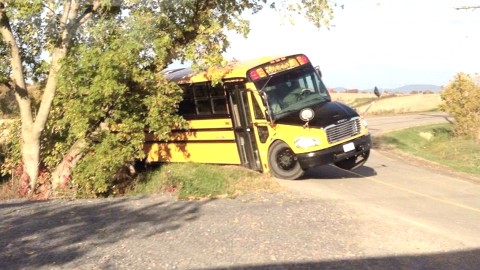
top-left (258, 90), bottom-right (268, 106)
top-left (259, 90), bottom-right (275, 124)
top-left (363, 86), bottom-right (381, 116)
top-left (259, 90), bottom-right (267, 100)
top-left (315, 66), bottom-right (322, 78)
top-left (265, 110), bottom-right (273, 123)
top-left (374, 86), bottom-right (381, 98)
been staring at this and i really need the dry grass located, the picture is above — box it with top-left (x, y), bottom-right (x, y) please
top-left (331, 93), bottom-right (377, 105)
top-left (331, 93), bottom-right (442, 115)
top-left (0, 177), bottom-right (21, 200)
top-left (225, 165), bottom-right (282, 196)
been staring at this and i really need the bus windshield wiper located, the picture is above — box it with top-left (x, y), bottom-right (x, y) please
top-left (259, 76), bottom-right (274, 92)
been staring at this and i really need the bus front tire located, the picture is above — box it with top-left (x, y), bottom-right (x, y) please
top-left (334, 150), bottom-right (370, 171)
top-left (268, 140), bottom-right (305, 180)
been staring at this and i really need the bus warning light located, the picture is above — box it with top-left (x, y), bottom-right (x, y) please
top-left (249, 68), bottom-right (267, 80)
top-left (296, 55), bottom-right (309, 65)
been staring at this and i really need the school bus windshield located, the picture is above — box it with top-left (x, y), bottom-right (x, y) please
top-left (258, 66), bottom-right (330, 119)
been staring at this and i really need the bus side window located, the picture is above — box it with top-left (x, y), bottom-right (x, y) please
top-left (211, 84), bottom-right (228, 114)
top-left (178, 85), bottom-right (196, 116)
top-left (178, 83), bottom-right (229, 118)
top-left (193, 83), bottom-right (211, 115)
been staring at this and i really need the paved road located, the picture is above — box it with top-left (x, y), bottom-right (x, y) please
top-left (365, 112), bottom-right (452, 136)
top-left (2, 112), bottom-right (480, 269)
top-left (280, 112), bottom-right (480, 266)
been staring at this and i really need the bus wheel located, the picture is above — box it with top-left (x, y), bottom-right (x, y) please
top-left (268, 140), bottom-right (305, 180)
top-left (334, 150), bottom-right (370, 171)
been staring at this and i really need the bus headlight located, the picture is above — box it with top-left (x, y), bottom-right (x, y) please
top-left (294, 137), bottom-right (320, 149)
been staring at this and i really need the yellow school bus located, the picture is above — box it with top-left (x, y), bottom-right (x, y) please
top-left (144, 54), bottom-right (371, 179)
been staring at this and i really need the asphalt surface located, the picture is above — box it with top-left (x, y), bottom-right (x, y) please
top-left (3, 190), bottom-right (479, 270)
top-left (2, 113), bottom-right (480, 269)
top-left (365, 112), bottom-right (452, 136)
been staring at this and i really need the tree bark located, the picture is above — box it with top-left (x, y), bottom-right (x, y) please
top-left (50, 138), bottom-right (87, 192)
top-left (0, 2), bottom-right (40, 192)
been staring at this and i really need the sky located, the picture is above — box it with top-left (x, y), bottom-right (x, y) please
top-left (223, 0), bottom-right (480, 90)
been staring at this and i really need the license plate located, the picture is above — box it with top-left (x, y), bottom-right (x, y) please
top-left (343, 142), bottom-right (355, 152)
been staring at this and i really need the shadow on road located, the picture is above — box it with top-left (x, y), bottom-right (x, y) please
top-left (0, 196), bottom-right (205, 270)
top-left (209, 248), bottom-right (480, 269)
top-left (304, 164), bottom-right (377, 180)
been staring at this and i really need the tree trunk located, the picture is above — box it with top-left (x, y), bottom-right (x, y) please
top-left (1, 5), bottom-right (39, 192)
top-left (50, 138), bottom-right (87, 192)
top-left (1, 3), bottom-right (69, 193)
top-left (1, 1), bottom-right (102, 195)
top-left (21, 131), bottom-right (40, 188)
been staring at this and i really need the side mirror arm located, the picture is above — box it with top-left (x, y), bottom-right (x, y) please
top-left (315, 66), bottom-right (322, 78)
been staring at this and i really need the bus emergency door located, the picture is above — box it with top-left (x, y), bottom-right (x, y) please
top-left (227, 84), bottom-right (262, 171)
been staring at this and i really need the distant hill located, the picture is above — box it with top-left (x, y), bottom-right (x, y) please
top-left (392, 84), bottom-right (442, 93)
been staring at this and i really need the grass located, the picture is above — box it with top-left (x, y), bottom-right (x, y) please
top-left (131, 163), bottom-right (281, 200)
top-left (375, 123), bottom-right (480, 176)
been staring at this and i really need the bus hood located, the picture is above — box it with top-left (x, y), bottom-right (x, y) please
top-left (274, 101), bottom-right (359, 128)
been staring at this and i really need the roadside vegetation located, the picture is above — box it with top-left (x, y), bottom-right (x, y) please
top-left (375, 124), bottom-right (480, 176)
top-left (439, 73), bottom-right (480, 142)
top-left (0, 161), bottom-right (280, 200)
top-left (132, 163), bottom-right (280, 200)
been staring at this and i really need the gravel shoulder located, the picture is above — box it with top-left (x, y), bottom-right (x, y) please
top-left (2, 189), bottom-right (479, 269)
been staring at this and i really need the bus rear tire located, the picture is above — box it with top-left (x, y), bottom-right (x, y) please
top-left (268, 140), bottom-right (305, 180)
top-left (334, 150), bottom-right (370, 171)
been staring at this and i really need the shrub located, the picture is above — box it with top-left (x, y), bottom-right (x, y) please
top-left (440, 73), bottom-right (480, 142)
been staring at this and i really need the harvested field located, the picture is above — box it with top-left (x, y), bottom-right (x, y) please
top-left (331, 93), bottom-right (442, 115)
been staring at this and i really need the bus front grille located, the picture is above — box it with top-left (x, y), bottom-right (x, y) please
top-left (325, 117), bottom-right (362, 144)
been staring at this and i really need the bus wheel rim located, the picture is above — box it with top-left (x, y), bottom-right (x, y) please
top-left (276, 148), bottom-right (296, 170)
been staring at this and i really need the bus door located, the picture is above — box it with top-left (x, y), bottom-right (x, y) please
top-left (227, 83), bottom-right (263, 171)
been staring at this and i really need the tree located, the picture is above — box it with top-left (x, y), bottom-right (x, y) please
top-left (0, 0), bottom-right (333, 197)
top-left (440, 73), bottom-right (480, 142)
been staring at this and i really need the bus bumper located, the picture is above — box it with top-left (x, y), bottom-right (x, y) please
top-left (297, 134), bottom-right (372, 170)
